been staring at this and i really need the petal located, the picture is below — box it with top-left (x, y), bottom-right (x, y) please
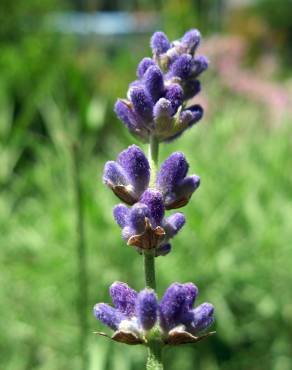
top-left (164, 84), bottom-right (184, 113)
top-left (128, 86), bottom-right (153, 122)
top-left (103, 161), bottom-right (128, 187)
top-left (170, 54), bottom-right (193, 79)
top-left (113, 204), bottom-right (129, 228)
top-left (186, 105), bottom-right (204, 126)
top-left (140, 189), bottom-right (165, 226)
top-left (191, 55), bottom-right (209, 77)
top-left (137, 57), bottom-right (156, 79)
top-left (153, 98), bottom-right (173, 137)
top-left (181, 29), bottom-right (201, 53)
top-left (114, 99), bottom-right (138, 131)
top-left (156, 152), bottom-right (189, 194)
top-left (117, 145), bottom-right (150, 196)
top-left (189, 303), bottom-right (215, 333)
top-left (176, 175), bottom-right (200, 198)
top-left (159, 283), bottom-right (187, 331)
top-left (151, 31), bottom-right (171, 55)
top-left (182, 283), bottom-right (199, 309)
top-left (163, 213), bottom-right (185, 239)
top-left (93, 303), bottom-right (125, 330)
top-left (144, 65), bottom-right (164, 103)
top-left (184, 79), bottom-right (201, 100)
top-left (166, 105), bottom-right (203, 142)
top-left (109, 282), bottom-right (138, 318)
top-left (153, 98), bottom-right (173, 120)
top-left (136, 289), bottom-right (158, 330)
top-left (155, 243), bottom-right (172, 257)
top-left (128, 203), bottom-right (150, 233)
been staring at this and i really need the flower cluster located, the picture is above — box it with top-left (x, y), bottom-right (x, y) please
top-left (115, 30), bottom-right (208, 142)
top-left (94, 281), bottom-right (214, 345)
top-left (103, 145), bottom-right (200, 255)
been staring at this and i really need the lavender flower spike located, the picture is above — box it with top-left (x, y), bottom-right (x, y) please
top-left (93, 282), bottom-right (214, 345)
top-left (156, 152), bottom-right (200, 209)
top-left (103, 145), bottom-right (150, 204)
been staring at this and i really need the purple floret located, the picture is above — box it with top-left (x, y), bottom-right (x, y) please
top-left (103, 145), bottom-right (150, 204)
top-left (113, 204), bottom-right (129, 228)
top-left (163, 213), bottom-right (186, 238)
top-left (129, 86), bottom-right (153, 123)
top-left (159, 283), bottom-right (187, 331)
top-left (181, 29), bottom-right (201, 53)
top-left (144, 65), bottom-right (165, 103)
top-left (110, 282), bottom-right (138, 318)
top-left (170, 54), bottom-right (193, 79)
top-left (117, 145), bottom-right (150, 194)
top-left (192, 55), bottom-right (209, 77)
top-left (136, 289), bottom-right (158, 330)
top-left (188, 303), bottom-right (215, 333)
top-left (93, 303), bottom-right (125, 330)
top-left (165, 84), bottom-right (184, 114)
top-left (137, 57), bottom-right (156, 79)
top-left (156, 152), bottom-right (200, 209)
top-left (151, 31), bottom-right (171, 55)
top-left (140, 189), bottom-right (165, 226)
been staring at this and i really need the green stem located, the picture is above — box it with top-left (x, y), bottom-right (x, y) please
top-left (146, 340), bottom-right (164, 370)
top-left (144, 135), bottom-right (159, 290)
top-left (144, 135), bottom-right (164, 369)
top-left (72, 143), bottom-right (89, 370)
top-left (149, 135), bottom-right (159, 187)
top-left (144, 252), bottom-right (156, 290)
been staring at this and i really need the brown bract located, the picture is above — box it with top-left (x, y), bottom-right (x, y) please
top-left (127, 217), bottom-right (165, 250)
top-left (165, 196), bottom-right (189, 210)
top-left (165, 329), bottom-right (216, 345)
top-left (94, 329), bottom-right (215, 346)
top-left (94, 330), bottom-right (143, 345)
top-left (109, 184), bottom-right (137, 205)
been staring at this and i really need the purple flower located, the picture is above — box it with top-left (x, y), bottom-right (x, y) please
top-left (144, 65), bottom-right (165, 103)
top-left (114, 29), bottom-right (208, 142)
top-left (165, 83), bottom-right (184, 113)
top-left (156, 152), bottom-right (200, 209)
top-left (93, 281), bottom-right (214, 345)
top-left (181, 29), bottom-right (201, 53)
top-left (104, 146), bottom-right (200, 211)
top-left (159, 283), bottom-right (214, 336)
top-left (136, 289), bottom-right (158, 330)
top-left (103, 145), bottom-right (150, 204)
top-left (151, 31), bottom-right (171, 55)
top-left (170, 54), bottom-right (193, 79)
top-left (110, 281), bottom-right (138, 317)
top-left (113, 189), bottom-right (185, 255)
top-left (137, 57), bottom-right (156, 79)
top-left (93, 303), bottom-right (125, 331)
top-left (128, 86), bottom-right (153, 122)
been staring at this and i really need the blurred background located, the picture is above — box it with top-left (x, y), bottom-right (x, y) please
top-left (1, 0), bottom-right (292, 369)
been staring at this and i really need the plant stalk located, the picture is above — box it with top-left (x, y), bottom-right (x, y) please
top-left (146, 340), bottom-right (164, 370)
top-left (144, 135), bottom-right (164, 369)
top-left (72, 143), bottom-right (89, 370)
top-left (144, 134), bottom-right (159, 290)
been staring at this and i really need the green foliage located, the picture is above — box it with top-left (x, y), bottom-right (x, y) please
top-left (1, 79), bottom-right (292, 368)
top-left (1, 1), bottom-right (292, 369)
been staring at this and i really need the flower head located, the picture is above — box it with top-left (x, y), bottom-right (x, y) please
top-left (93, 281), bottom-right (215, 345)
top-left (103, 145), bottom-right (200, 210)
top-left (115, 29), bottom-right (208, 142)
